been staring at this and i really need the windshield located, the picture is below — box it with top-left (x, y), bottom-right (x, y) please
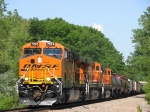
top-left (44, 48), bottom-right (62, 59)
top-left (44, 48), bottom-right (62, 55)
top-left (24, 48), bottom-right (41, 55)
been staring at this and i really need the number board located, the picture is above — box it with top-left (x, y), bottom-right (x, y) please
top-left (46, 42), bottom-right (55, 46)
top-left (31, 42), bottom-right (39, 46)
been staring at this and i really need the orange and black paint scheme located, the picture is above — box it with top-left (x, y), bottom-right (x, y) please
top-left (16, 40), bottom-right (139, 106)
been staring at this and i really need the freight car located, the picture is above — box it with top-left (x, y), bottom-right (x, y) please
top-left (16, 40), bottom-right (145, 106)
top-left (139, 81), bottom-right (148, 93)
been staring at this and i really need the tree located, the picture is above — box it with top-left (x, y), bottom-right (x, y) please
top-left (130, 7), bottom-right (150, 79)
top-left (0, 0), bottom-right (7, 18)
top-left (126, 6), bottom-right (150, 103)
top-left (0, 10), bottom-right (31, 75)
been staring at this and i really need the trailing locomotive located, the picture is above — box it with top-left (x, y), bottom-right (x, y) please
top-left (16, 40), bottom-right (145, 106)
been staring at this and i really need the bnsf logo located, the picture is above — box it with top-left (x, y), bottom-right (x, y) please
top-left (23, 64), bottom-right (59, 69)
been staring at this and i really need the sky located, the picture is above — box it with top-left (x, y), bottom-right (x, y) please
top-left (5, 0), bottom-right (150, 60)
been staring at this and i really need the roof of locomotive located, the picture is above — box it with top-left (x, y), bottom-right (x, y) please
top-left (39, 40), bottom-right (50, 42)
top-left (22, 40), bottom-right (93, 63)
top-left (22, 40), bottom-right (67, 49)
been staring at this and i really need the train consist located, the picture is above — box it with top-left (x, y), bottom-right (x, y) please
top-left (16, 40), bottom-right (147, 106)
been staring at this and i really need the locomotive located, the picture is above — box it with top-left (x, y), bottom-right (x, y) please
top-left (16, 40), bottom-right (145, 106)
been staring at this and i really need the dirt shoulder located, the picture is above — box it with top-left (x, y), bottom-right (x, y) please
top-left (48, 94), bottom-right (150, 112)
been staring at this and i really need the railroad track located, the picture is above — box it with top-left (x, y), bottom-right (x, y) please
top-left (2, 106), bottom-right (50, 112)
top-left (2, 94), bottom-right (141, 112)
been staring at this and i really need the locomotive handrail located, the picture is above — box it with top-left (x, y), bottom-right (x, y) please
top-left (28, 67), bottom-right (47, 83)
top-left (15, 68), bottom-right (29, 94)
top-left (46, 67), bottom-right (62, 96)
top-left (84, 74), bottom-right (89, 95)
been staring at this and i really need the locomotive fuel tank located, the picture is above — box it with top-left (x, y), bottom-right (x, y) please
top-left (66, 90), bottom-right (80, 103)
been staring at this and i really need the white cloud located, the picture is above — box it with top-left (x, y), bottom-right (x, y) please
top-left (92, 23), bottom-right (104, 32)
top-left (110, 30), bottom-right (114, 35)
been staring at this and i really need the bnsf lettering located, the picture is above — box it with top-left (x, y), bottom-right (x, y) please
top-left (23, 64), bottom-right (31, 68)
top-left (37, 65), bottom-right (42, 68)
top-left (23, 64), bottom-right (59, 69)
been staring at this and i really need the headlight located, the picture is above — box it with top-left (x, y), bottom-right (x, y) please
top-left (25, 77), bottom-right (29, 81)
top-left (46, 77), bottom-right (51, 81)
top-left (38, 57), bottom-right (42, 63)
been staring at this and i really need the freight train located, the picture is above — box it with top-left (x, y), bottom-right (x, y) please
top-left (16, 40), bottom-right (147, 106)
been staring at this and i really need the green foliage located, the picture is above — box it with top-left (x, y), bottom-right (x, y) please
top-left (0, 71), bottom-right (25, 110)
top-left (137, 105), bottom-right (142, 112)
top-left (0, 2), bottom-right (30, 109)
top-left (0, 93), bottom-right (25, 110)
top-left (0, 9), bottom-right (31, 75)
top-left (125, 6), bottom-right (150, 104)
top-left (0, 0), bottom-right (7, 17)
top-left (125, 6), bottom-right (150, 81)
top-left (143, 81), bottom-right (150, 104)
top-left (0, 71), bottom-right (16, 93)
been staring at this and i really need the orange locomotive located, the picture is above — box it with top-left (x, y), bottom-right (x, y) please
top-left (16, 40), bottom-right (129, 106)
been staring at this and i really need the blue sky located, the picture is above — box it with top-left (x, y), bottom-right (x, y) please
top-left (5, 0), bottom-right (150, 60)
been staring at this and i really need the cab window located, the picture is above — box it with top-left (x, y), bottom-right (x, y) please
top-left (44, 48), bottom-right (62, 59)
top-left (24, 48), bottom-right (41, 55)
top-left (21, 48), bottom-right (41, 58)
top-left (96, 66), bottom-right (99, 71)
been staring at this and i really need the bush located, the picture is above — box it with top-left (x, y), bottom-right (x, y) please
top-left (0, 92), bottom-right (24, 110)
top-left (137, 105), bottom-right (142, 112)
top-left (143, 80), bottom-right (150, 104)
top-left (0, 71), bottom-right (25, 110)
top-left (0, 71), bottom-right (17, 94)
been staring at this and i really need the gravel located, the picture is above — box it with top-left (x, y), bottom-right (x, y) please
top-left (47, 94), bottom-right (150, 112)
